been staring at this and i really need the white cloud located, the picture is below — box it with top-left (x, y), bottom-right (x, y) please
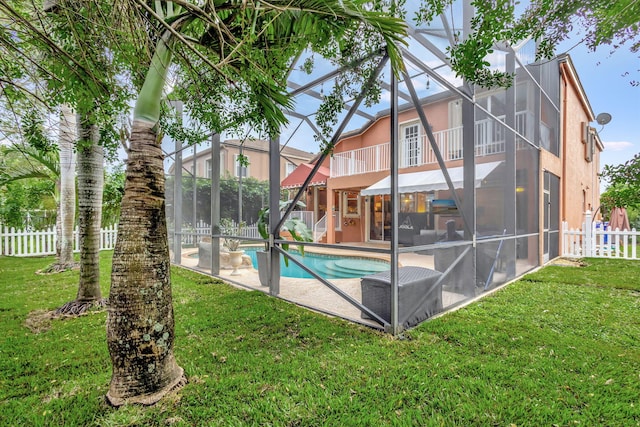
top-left (603, 141), bottom-right (634, 151)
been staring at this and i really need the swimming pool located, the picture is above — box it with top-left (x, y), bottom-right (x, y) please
top-left (243, 247), bottom-right (389, 279)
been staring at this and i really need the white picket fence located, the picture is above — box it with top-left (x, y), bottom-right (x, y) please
top-left (562, 211), bottom-right (639, 260)
top-left (0, 224), bottom-right (118, 257)
top-left (3, 215), bottom-right (309, 256)
top-left (178, 220), bottom-right (260, 246)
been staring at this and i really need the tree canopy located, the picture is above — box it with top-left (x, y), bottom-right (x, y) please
top-left (600, 152), bottom-right (640, 210)
top-left (0, 0), bottom-right (147, 160)
top-left (0, 140), bottom-right (58, 229)
top-left (416, 0), bottom-right (640, 87)
top-left (3, 1), bottom-right (640, 134)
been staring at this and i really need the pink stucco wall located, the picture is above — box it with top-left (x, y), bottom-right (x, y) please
top-left (557, 61), bottom-right (602, 229)
top-left (324, 58), bottom-right (600, 258)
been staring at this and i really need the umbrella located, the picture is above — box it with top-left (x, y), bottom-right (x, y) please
top-left (609, 207), bottom-right (631, 231)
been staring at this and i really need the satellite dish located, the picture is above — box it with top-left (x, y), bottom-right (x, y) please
top-left (596, 112), bottom-right (612, 126)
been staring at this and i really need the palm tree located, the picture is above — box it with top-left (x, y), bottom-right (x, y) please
top-left (105, 0), bottom-right (406, 406)
top-left (39, 0), bottom-right (136, 310)
top-left (2, 108), bottom-right (108, 313)
top-left (56, 115), bottom-right (106, 314)
top-left (54, 105), bottom-right (77, 271)
top-left (0, 106), bottom-right (76, 270)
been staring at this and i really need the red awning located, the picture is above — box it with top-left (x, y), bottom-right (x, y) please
top-left (281, 163), bottom-right (329, 189)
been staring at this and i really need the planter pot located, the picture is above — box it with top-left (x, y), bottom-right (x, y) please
top-left (228, 250), bottom-right (244, 276)
top-left (256, 250), bottom-right (269, 287)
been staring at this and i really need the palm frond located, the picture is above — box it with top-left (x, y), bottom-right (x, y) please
top-left (257, 0), bottom-right (407, 61)
top-left (181, 0), bottom-right (407, 134)
top-left (0, 143), bottom-right (60, 185)
top-left (0, 169), bottom-right (56, 185)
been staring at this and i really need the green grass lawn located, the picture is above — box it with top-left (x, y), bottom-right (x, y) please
top-left (1, 253), bottom-right (638, 426)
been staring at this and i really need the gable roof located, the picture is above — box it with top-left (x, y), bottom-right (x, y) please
top-left (557, 53), bottom-right (596, 122)
top-left (222, 139), bottom-right (316, 160)
top-left (177, 139), bottom-right (316, 164)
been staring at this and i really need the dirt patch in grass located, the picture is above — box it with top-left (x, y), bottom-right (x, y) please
top-left (35, 262), bottom-right (79, 275)
top-left (24, 308), bottom-right (96, 333)
top-left (24, 309), bottom-right (57, 333)
top-left (548, 257), bottom-right (587, 267)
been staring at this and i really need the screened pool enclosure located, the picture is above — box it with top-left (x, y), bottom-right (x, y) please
top-left (163, 2), bottom-right (558, 334)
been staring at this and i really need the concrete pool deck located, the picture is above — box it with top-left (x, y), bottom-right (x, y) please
top-left (179, 242), bottom-right (468, 329)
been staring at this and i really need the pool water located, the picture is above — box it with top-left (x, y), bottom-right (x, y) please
top-left (243, 247), bottom-right (389, 279)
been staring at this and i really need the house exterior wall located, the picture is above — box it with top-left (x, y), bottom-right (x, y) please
top-left (174, 140), bottom-right (314, 181)
top-left (558, 61), bottom-right (602, 228)
top-left (326, 101), bottom-right (449, 243)
top-left (324, 55), bottom-right (602, 262)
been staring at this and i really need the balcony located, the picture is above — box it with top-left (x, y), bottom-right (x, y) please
top-left (330, 112), bottom-right (534, 178)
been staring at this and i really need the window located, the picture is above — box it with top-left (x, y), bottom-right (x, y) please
top-left (448, 100), bottom-right (463, 159)
top-left (205, 159), bottom-right (212, 179)
top-left (448, 100), bottom-right (462, 128)
top-left (234, 154), bottom-right (249, 177)
top-left (582, 123), bottom-right (595, 163)
top-left (539, 60), bottom-right (560, 156)
top-left (286, 162), bottom-right (296, 176)
top-left (401, 193), bottom-right (415, 213)
top-left (343, 191), bottom-right (360, 217)
top-left (401, 122), bottom-right (421, 167)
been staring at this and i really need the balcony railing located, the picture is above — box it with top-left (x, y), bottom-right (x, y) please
top-left (330, 112), bottom-right (534, 178)
top-left (330, 143), bottom-right (391, 178)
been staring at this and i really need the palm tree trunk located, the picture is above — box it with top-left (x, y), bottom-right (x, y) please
top-left (57, 105), bottom-right (76, 268)
top-left (57, 117), bottom-right (105, 314)
top-left (106, 118), bottom-right (185, 406)
top-left (76, 120), bottom-right (104, 301)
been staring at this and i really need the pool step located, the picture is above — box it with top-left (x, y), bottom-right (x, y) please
top-left (323, 259), bottom-right (389, 277)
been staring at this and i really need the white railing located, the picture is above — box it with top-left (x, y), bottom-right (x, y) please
top-left (330, 129), bottom-right (464, 178)
top-left (562, 211), bottom-right (639, 260)
top-left (1, 224), bottom-right (118, 257)
top-left (517, 110), bottom-right (534, 140)
top-left (100, 224), bottom-right (118, 250)
top-left (475, 118), bottom-right (506, 156)
top-left (400, 128), bottom-right (466, 168)
top-left (287, 210), bottom-right (314, 231)
top-left (331, 143), bottom-right (390, 178)
top-left (437, 126), bottom-right (464, 161)
top-left (330, 112), bottom-right (534, 178)
top-left (313, 214), bottom-right (327, 242)
top-left (181, 215), bottom-right (314, 245)
top-left (179, 220), bottom-right (212, 246)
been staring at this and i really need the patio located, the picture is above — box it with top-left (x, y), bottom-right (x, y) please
top-left (181, 242), bottom-right (485, 328)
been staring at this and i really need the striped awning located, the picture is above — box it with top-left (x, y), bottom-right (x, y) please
top-left (281, 163), bottom-right (329, 189)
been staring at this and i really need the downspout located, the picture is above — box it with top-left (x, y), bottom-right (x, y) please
top-left (560, 63), bottom-right (569, 224)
